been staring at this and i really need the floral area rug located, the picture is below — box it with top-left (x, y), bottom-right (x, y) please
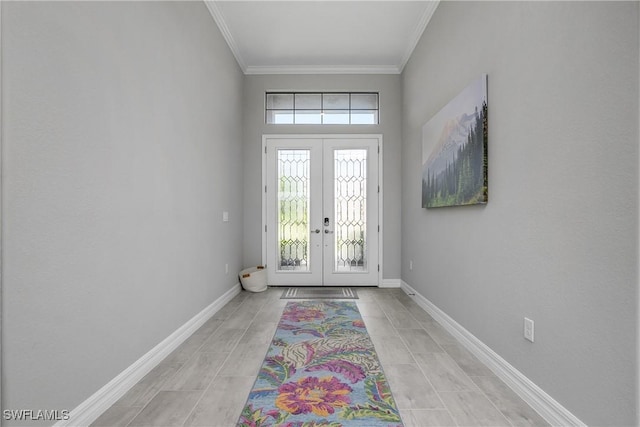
top-left (238, 301), bottom-right (404, 427)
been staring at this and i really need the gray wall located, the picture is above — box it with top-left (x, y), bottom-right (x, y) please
top-left (2, 2), bottom-right (243, 423)
top-left (242, 74), bottom-right (402, 280)
top-left (401, 2), bottom-right (638, 425)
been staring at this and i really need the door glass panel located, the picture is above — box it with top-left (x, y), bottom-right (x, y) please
top-left (278, 150), bottom-right (310, 271)
top-left (266, 93), bottom-right (294, 109)
top-left (334, 149), bottom-right (367, 272)
top-left (295, 111), bottom-right (322, 124)
top-left (323, 94), bottom-right (350, 110)
top-left (266, 110), bottom-right (294, 124)
top-left (295, 93), bottom-right (322, 109)
top-left (350, 93), bottom-right (378, 109)
top-left (323, 111), bottom-right (350, 124)
top-left (350, 110), bottom-right (378, 125)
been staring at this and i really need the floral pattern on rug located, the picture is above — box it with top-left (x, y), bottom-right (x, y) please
top-left (238, 301), bottom-right (404, 427)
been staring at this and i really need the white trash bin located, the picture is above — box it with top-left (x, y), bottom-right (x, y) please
top-left (239, 266), bottom-right (267, 292)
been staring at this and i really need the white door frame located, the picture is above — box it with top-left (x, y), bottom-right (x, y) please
top-left (262, 134), bottom-right (383, 287)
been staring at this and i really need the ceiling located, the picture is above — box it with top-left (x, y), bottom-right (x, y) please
top-left (204, 1), bottom-right (440, 75)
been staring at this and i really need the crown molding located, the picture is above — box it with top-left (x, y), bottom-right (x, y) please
top-left (204, 0), bottom-right (439, 76)
top-left (398, 0), bottom-right (440, 73)
top-left (204, 0), bottom-right (248, 72)
top-left (245, 65), bottom-right (402, 75)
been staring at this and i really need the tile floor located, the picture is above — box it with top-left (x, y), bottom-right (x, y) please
top-left (90, 287), bottom-right (550, 427)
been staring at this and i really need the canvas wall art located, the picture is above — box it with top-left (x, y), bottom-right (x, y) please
top-left (422, 75), bottom-right (488, 208)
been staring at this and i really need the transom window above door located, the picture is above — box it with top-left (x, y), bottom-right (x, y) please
top-left (265, 92), bottom-right (379, 125)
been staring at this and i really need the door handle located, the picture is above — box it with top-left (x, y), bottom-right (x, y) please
top-left (324, 229), bottom-right (334, 234)
top-left (312, 229), bottom-right (321, 234)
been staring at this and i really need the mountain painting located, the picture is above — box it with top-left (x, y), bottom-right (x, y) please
top-left (422, 75), bottom-right (488, 208)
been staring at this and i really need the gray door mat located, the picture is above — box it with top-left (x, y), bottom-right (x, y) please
top-left (280, 287), bottom-right (358, 299)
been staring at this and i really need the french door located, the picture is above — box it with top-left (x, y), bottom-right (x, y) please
top-left (264, 135), bottom-right (380, 286)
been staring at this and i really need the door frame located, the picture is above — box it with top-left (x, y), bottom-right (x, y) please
top-left (262, 134), bottom-right (384, 287)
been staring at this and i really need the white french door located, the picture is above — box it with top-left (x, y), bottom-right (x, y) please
top-left (264, 135), bottom-right (380, 286)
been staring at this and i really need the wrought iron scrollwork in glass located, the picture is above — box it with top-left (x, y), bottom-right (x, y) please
top-left (277, 150), bottom-right (310, 271)
top-left (334, 149), bottom-right (368, 272)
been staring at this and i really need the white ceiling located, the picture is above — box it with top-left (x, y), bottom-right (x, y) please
top-left (205, 1), bottom-right (439, 75)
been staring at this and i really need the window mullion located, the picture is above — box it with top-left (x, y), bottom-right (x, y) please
top-left (265, 92), bottom-right (378, 125)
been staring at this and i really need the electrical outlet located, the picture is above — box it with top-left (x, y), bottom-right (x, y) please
top-left (524, 317), bottom-right (535, 342)
top-left (409, 260), bottom-right (413, 271)
top-left (225, 263), bottom-right (229, 275)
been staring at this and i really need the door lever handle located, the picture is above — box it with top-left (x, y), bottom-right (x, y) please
top-left (312, 229), bottom-right (321, 234)
top-left (324, 229), bottom-right (334, 234)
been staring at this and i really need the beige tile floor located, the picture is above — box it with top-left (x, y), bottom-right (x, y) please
top-left (90, 288), bottom-right (550, 427)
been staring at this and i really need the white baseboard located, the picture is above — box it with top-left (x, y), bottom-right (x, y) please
top-left (57, 283), bottom-right (242, 427)
top-left (380, 278), bottom-right (401, 288)
top-left (400, 280), bottom-right (586, 427)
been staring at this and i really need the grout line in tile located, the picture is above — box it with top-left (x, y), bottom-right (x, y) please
top-left (110, 289), bottom-right (538, 427)
top-left (181, 291), bottom-right (275, 426)
top-left (123, 406), bottom-right (146, 427)
top-left (388, 291), bottom-right (471, 424)
top-left (124, 292), bottom-right (263, 427)
top-left (390, 290), bottom-right (520, 427)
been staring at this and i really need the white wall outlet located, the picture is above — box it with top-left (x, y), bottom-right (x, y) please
top-left (225, 263), bottom-right (229, 274)
top-left (409, 260), bottom-right (413, 271)
top-left (223, 211), bottom-right (229, 222)
top-left (524, 317), bottom-right (535, 342)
